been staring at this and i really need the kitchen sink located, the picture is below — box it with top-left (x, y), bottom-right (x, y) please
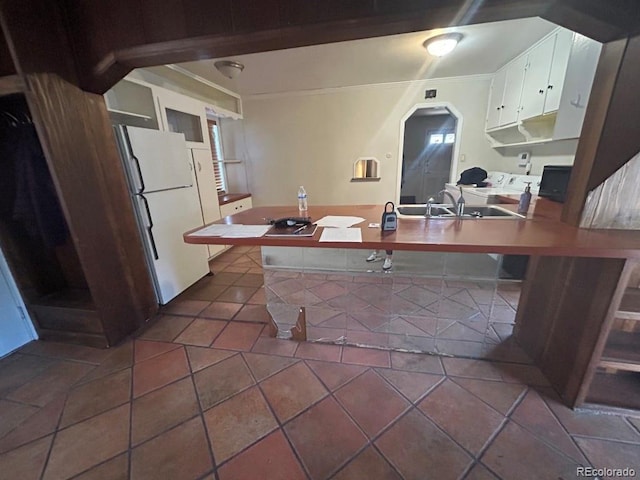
top-left (397, 204), bottom-right (524, 219)
top-left (397, 205), bottom-right (454, 216)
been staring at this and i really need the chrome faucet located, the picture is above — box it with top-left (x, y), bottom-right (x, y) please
top-left (439, 190), bottom-right (457, 207)
top-left (438, 188), bottom-right (466, 217)
top-left (425, 197), bottom-right (435, 217)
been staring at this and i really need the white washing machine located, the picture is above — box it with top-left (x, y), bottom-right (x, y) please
top-left (445, 172), bottom-right (541, 205)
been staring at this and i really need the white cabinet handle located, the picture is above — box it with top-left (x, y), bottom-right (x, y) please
top-left (198, 162), bottom-right (202, 172)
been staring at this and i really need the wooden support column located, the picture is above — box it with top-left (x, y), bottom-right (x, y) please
top-left (514, 256), bottom-right (625, 406)
top-left (24, 74), bottom-right (158, 345)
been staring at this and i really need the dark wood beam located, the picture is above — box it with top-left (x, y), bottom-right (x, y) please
top-left (542, 0), bottom-right (640, 42)
top-left (63, 0), bottom-right (554, 93)
top-left (0, 0), bottom-right (78, 84)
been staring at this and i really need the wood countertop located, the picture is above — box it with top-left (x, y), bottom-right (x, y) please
top-left (184, 201), bottom-right (640, 259)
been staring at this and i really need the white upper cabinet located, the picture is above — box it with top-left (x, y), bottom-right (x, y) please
top-left (544, 29), bottom-right (573, 113)
top-left (501, 55), bottom-right (528, 126)
top-left (104, 80), bottom-right (160, 130)
top-left (486, 68), bottom-right (506, 130)
top-left (484, 27), bottom-right (601, 146)
top-left (519, 30), bottom-right (573, 121)
top-left (486, 55), bottom-right (527, 130)
top-left (156, 88), bottom-right (209, 149)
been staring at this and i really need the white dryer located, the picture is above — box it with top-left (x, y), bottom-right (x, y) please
top-left (445, 172), bottom-right (541, 205)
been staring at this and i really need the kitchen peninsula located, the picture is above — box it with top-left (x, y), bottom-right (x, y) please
top-left (185, 202), bottom-right (640, 411)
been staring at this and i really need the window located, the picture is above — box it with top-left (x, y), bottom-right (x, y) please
top-left (428, 132), bottom-right (455, 145)
top-left (429, 133), bottom-right (443, 144)
top-left (207, 119), bottom-right (227, 193)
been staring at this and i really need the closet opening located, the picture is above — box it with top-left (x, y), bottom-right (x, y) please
top-left (0, 93), bottom-right (99, 343)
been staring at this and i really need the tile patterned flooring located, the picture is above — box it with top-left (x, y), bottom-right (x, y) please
top-left (0, 246), bottom-right (639, 479)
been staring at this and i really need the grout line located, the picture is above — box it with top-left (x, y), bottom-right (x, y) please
top-left (185, 348), bottom-right (220, 480)
top-left (37, 381), bottom-right (73, 479)
top-left (623, 416), bottom-right (640, 436)
top-left (505, 387), bottom-right (596, 466)
top-left (239, 359), bottom-right (312, 480)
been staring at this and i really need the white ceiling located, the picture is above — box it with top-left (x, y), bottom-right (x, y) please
top-left (177, 17), bottom-right (558, 96)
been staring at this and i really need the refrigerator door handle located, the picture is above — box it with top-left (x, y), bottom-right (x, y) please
top-left (132, 155), bottom-right (145, 193)
top-left (139, 194), bottom-right (159, 260)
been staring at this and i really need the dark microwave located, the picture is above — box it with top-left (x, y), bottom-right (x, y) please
top-left (539, 165), bottom-right (572, 203)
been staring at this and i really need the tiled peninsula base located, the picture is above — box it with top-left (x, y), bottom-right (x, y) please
top-left (262, 247), bottom-right (528, 364)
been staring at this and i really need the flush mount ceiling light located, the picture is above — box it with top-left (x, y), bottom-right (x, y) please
top-left (423, 33), bottom-right (463, 57)
top-left (214, 60), bottom-right (245, 79)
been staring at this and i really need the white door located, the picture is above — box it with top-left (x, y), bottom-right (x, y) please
top-left (125, 126), bottom-right (192, 192)
top-left (519, 35), bottom-right (555, 120)
top-left (138, 186), bottom-right (209, 305)
top-left (0, 249), bottom-right (37, 356)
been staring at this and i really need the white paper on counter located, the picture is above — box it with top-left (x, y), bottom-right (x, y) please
top-left (189, 224), bottom-right (271, 238)
top-left (314, 216), bottom-right (365, 228)
top-left (220, 225), bottom-right (272, 238)
top-left (319, 227), bottom-right (362, 243)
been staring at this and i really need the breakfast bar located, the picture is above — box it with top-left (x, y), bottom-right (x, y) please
top-left (185, 201), bottom-right (640, 411)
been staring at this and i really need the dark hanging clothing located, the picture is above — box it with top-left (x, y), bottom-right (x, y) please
top-left (0, 123), bottom-right (68, 247)
top-left (456, 167), bottom-right (488, 187)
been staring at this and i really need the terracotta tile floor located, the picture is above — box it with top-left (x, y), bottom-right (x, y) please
top-left (1, 246), bottom-right (639, 479)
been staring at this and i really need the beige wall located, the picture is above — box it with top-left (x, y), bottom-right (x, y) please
top-left (230, 76), bottom-right (507, 206)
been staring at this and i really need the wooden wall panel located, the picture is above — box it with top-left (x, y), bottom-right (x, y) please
top-left (231, 0), bottom-right (281, 32)
top-left (514, 256), bottom-right (571, 360)
top-left (0, 33), bottom-right (15, 77)
top-left (25, 73), bottom-right (157, 345)
top-left (515, 256), bottom-right (625, 406)
top-left (182, 0), bottom-right (233, 37)
top-left (140, 0), bottom-right (188, 43)
top-left (0, 0), bottom-right (77, 84)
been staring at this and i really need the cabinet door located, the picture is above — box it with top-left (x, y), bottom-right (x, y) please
top-left (519, 35), bottom-right (555, 121)
top-left (157, 88), bottom-right (208, 149)
top-left (190, 149), bottom-right (225, 259)
top-left (190, 149), bottom-right (221, 225)
top-left (104, 80), bottom-right (160, 130)
top-left (219, 197), bottom-right (252, 218)
top-left (544, 30), bottom-right (573, 114)
top-left (501, 55), bottom-right (527, 126)
top-left (486, 68), bottom-right (506, 130)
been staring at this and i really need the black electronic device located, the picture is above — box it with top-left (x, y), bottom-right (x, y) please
top-left (539, 165), bottom-right (572, 203)
top-left (381, 202), bottom-right (397, 231)
top-left (271, 217), bottom-right (312, 229)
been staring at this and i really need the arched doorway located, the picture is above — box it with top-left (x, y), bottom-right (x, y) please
top-left (397, 104), bottom-right (462, 205)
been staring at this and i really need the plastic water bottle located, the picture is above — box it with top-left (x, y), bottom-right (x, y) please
top-left (297, 186), bottom-right (308, 215)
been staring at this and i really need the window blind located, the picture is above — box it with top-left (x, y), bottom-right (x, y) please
top-left (207, 119), bottom-right (226, 193)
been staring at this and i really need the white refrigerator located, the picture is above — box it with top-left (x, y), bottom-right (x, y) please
top-left (115, 125), bottom-right (209, 305)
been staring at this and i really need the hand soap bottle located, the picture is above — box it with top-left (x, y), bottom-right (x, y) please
top-left (518, 182), bottom-right (532, 215)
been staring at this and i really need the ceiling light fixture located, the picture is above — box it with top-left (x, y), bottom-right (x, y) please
top-left (214, 60), bottom-right (245, 79)
top-left (423, 33), bottom-right (463, 57)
